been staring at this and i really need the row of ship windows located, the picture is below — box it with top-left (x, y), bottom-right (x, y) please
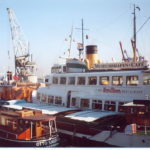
top-left (37, 93), bottom-right (62, 105)
top-left (51, 75), bottom-right (150, 86)
top-left (37, 93), bottom-right (126, 112)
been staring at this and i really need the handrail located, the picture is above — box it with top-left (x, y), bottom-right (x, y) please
top-left (30, 133), bottom-right (57, 140)
top-left (0, 128), bottom-right (18, 139)
top-left (0, 128), bottom-right (57, 140)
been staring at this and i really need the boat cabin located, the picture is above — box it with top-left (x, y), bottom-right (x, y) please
top-left (121, 100), bottom-right (150, 135)
top-left (0, 108), bottom-right (57, 141)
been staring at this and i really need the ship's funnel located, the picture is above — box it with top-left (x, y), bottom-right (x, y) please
top-left (85, 45), bottom-right (100, 69)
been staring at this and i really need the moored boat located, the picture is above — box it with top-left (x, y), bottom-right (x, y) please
top-left (35, 5), bottom-right (150, 147)
top-left (0, 103), bottom-right (59, 147)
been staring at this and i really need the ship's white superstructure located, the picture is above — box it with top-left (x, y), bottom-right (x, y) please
top-left (35, 5), bottom-right (150, 147)
top-left (37, 68), bottom-right (150, 112)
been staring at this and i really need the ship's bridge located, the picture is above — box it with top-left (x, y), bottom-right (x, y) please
top-left (51, 58), bottom-right (87, 74)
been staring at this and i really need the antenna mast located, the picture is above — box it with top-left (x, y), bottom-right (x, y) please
top-left (132, 4), bottom-right (140, 62)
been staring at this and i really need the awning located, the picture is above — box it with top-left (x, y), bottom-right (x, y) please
top-left (65, 110), bottom-right (120, 122)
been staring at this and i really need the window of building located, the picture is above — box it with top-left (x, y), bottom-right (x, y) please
top-left (80, 99), bottom-right (89, 108)
top-left (88, 76), bottom-right (97, 85)
top-left (55, 96), bottom-right (62, 105)
top-left (143, 74), bottom-right (150, 85)
top-left (77, 77), bottom-right (86, 85)
top-left (104, 101), bottom-right (116, 111)
top-left (60, 77), bottom-right (66, 84)
top-left (68, 77), bottom-right (75, 85)
top-left (92, 100), bottom-right (102, 110)
top-left (99, 76), bottom-right (109, 85)
top-left (48, 95), bottom-right (54, 104)
top-left (112, 76), bottom-right (123, 85)
top-left (71, 98), bottom-right (77, 107)
top-left (52, 77), bottom-right (58, 84)
top-left (126, 76), bottom-right (139, 86)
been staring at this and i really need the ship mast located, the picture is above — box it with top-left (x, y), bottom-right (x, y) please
top-left (78, 19), bottom-right (84, 60)
top-left (68, 26), bottom-right (73, 58)
top-left (132, 4), bottom-right (140, 62)
top-left (76, 19), bottom-right (88, 60)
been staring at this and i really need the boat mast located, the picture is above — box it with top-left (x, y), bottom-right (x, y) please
top-left (78, 19), bottom-right (84, 60)
top-left (76, 19), bottom-right (88, 60)
top-left (132, 4), bottom-right (140, 62)
top-left (68, 26), bottom-right (73, 58)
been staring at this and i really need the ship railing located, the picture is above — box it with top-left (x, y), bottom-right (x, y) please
top-left (30, 133), bottom-right (57, 140)
top-left (0, 128), bottom-right (18, 139)
top-left (136, 125), bottom-right (150, 135)
top-left (136, 129), bottom-right (150, 135)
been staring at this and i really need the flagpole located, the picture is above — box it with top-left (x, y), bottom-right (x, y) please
top-left (82, 18), bottom-right (84, 52)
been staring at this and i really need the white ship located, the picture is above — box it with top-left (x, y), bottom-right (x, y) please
top-left (35, 5), bottom-right (150, 147)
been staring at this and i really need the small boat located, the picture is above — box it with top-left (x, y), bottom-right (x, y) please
top-left (0, 104), bottom-right (59, 147)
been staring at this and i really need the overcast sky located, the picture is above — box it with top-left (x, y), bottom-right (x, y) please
top-left (0, 0), bottom-right (149, 76)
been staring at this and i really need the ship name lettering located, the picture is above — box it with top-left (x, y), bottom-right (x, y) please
top-left (122, 90), bottom-right (143, 94)
top-left (103, 87), bottom-right (121, 93)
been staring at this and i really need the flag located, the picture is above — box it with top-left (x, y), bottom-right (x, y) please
top-left (13, 74), bottom-right (19, 80)
top-left (77, 43), bottom-right (83, 50)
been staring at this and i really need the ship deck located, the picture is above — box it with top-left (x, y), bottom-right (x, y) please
top-left (2, 99), bottom-right (79, 115)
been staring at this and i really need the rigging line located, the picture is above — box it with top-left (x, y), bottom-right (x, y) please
top-left (136, 16), bottom-right (150, 34)
top-left (100, 8), bottom-right (128, 30)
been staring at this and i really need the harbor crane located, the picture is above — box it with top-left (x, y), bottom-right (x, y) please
top-left (7, 8), bottom-right (37, 82)
top-left (119, 41), bottom-right (132, 62)
top-left (119, 41), bottom-right (126, 62)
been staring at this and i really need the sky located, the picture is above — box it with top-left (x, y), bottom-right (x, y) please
top-left (0, 0), bottom-right (149, 76)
